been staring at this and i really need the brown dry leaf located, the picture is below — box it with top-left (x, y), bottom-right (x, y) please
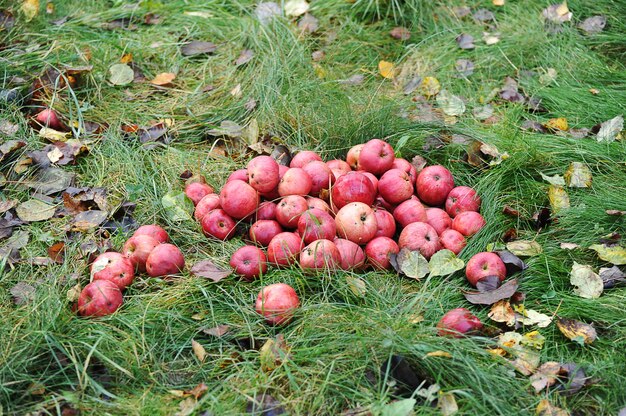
top-left (564, 162), bottom-right (592, 188)
top-left (530, 362), bottom-right (561, 393)
top-left (548, 185), bottom-right (570, 214)
top-left (69, 210), bottom-right (108, 232)
top-left (181, 41), bottom-right (216, 56)
top-left (190, 259), bottom-right (232, 282)
top-left (488, 300), bottom-right (516, 326)
top-left (556, 317), bottom-right (597, 345)
top-left (150, 72), bottom-right (176, 86)
top-left (191, 339), bottom-right (206, 362)
top-left (174, 397), bottom-right (197, 416)
top-left (606, 209), bottom-right (626, 216)
top-left (570, 262), bottom-right (603, 299)
top-left (186, 382), bottom-right (208, 399)
top-left (202, 324), bottom-right (231, 338)
top-left (419, 77), bottom-right (440, 97)
top-left (235, 49), bottom-right (254, 66)
top-left (0, 199), bottom-right (18, 215)
top-left (464, 279), bottom-right (519, 305)
top-left (390, 27), bottom-right (411, 40)
top-left (260, 334), bottom-right (291, 372)
top-left (378, 61), bottom-right (395, 79)
top-left (544, 118), bottom-right (568, 131)
top-left (47, 242), bottom-right (65, 263)
top-left (120, 53), bottom-right (133, 64)
top-left (536, 399), bottom-right (569, 416)
top-left (10, 281), bottom-right (36, 305)
top-left (16, 199), bottom-right (55, 222)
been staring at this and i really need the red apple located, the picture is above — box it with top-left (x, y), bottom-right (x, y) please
top-left (425, 208), bottom-right (452, 235)
top-left (452, 211), bottom-right (486, 237)
top-left (416, 165), bottom-right (455, 206)
top-left (256, 201), bottom-right (277, 221)
top-left (334, 238), bottom-right (366, 270)
top-left (267, 232), bottom-right (304, 266)
top-left (373, 208), bottom-right (396, 238)
top-left (393, 199), bottom-right (427, 228)
top-left (297, 208), bottom-right (336, 244)
top-left (78, 280), bottom-right (123, 317)
top-left (465, 252), bottom-right (507, 286)
top-left (134, 224), bottom-right (169, 244)
top-left (335, 202), bottom-right (378, 245)
top-left (230, 245), bottom-right (267, 281)
top-left (227, 169), bottom-right (248, 183)
top-left (146, 243), bottom-right (185, 277)
top-left (437, 308), bottom-right (483, 338)
top-left (220, 179), bottom-right (259, 219)
top-left (275, 195), bottom-right (309, 229)
top-left (374, 195), bottom-right (395, 212)
top-left (248, 155), bottom-right (280, 193)
top-left (327, 159), bottom-right (351, 179)
top-left (331, 171), bottom-right (376, 210)
top-left (445, 186), bottom-right (481, 217)
top-left (359, 171), bottom-right (379, 193)
top-left (122, 235), bottom-right (160, 273)
top-left (201, 209), bottom-right (236, 240)
top-left (303, 161), bottom-right (335, 197)
top-left (255, 283), bottom-right (300, 325)
top-left (91, 252), bottom-right (135, 290)
top-left (398, 222), bottom-right (441, 259)
top-left (249, 220), bottom-right (283, 246)
top-left (35, 108), bottom-right (64, 131)
top-left (440, 229), bottom-right (466, 255)
top-left (358, 139), bottom-right (394, 175)
top-left (290, 150), bottom-right (322, 168)
top-left (365, 236), bottom-right (399, 270)
top-left (194, 193), bottom-right (221, 222)
top-left (391, 158), bottom-right (417, 184)
top-left (305, 196), bottom-right (332, 214)
top-left (185, 182), bottom-right (214, 206)
top-left (278, 168), bottom-right (312, 196)
top-left (346, 144), bottom-right (365, 170)
top-left (299, 239), bottom-right (341, 270)
top-left (378, 169), bottom-right (414, 205)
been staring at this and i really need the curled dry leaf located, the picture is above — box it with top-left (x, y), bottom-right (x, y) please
top-left (418, 76), bottom-right (440, 98)
top-left (260, 334), bottom-right (291, 372)
top-left (235, 49), bottom-right (254, 66)
top-left (202, 324), bottom-right (231, 338)
top-left (181, 41), bottom-right (216, 56)
top-left (483, 32), bottom-right (500, 45)
top-left (298, 13), bottom-right (318, 34)
top-left (564, 162), bottom-right (592, 188)
top-left (544, 117), bottom-right (568, 131)
top-left (190, 259), bottom-right (232, 282)
top-left (540, 172), bottom-right (565, 186)
top-left (570, 262), bottom-right (603, 298)
top-left (488, 300), bottom-right (516, 326)
top-left (556, 317), bottom-right (597, 345)
top-left (530, 362), bottom-right (561, 392)
top-left (464, 279), bottom-right (519, 305)
top-left (285, 0), bottom-right (309, 17)
top-left (599, 266), bottom-right (625, 289)
top-left (536, 399), bottom-right (568, 416)
top-left (150, 72), bottom-right (176, 86)
top-left (70, 210), bottom-right (108, 232)
top-left (191, 339), bottom-right (206, 362)
top-left (455, 59), bottom-right (474, 77)
top-left (560, 242), bottom-right (579, 250)
top-left (496, 251), bottom-right (528, 275)
top-left (588, 244), bottom-right (626, 265)
top-left (606, 209), bottom-right (626, 216)
top-left (437, 392), bottom-right (458, 416)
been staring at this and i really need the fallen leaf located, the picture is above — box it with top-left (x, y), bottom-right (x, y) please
top-left (390, 27), bottom-right (411, 40)
top-left (346, 275), bottom-right (367, 297)
top-left (151, 72), bottom-right (176, 86)
top-left (381, 399), bottom-right (416, 416)
top-left (39, 127), bottom-right (70, 142)
top-left (496, 251), bottom-right (528, 275)
top-left (599, 266), bottom-right (625, 288)
top-left (69, 210), bottom-right (108, 232)
top-left (311, 50), bottom-right (325, 61)
top-left (596, 115), bottom-right (623, 143)
top-left (564, 162), bottom-right (592, 188)
top-left (579, 15), bottom-right (606, 34)
top-left (66, 283), bottom-right (81, 302)
top-left (540, 172), bottom-right (565, 186)
top-left (455, 59), bottom-right (474, 77)
top-left (569, 262), bottom-right (603, 298)
top-left (539, 68), bottom-right (558, 85)
top-left (425, 351), bottom-right (452, 359)
top-left (544, 117), bottom-right (568, 131)
top-left (109, 63), bottom-right (134, 86)
top-left (20, 0), bottom-right (39, 21)
top-left (0, 120), bottom-right (19, 137)
top-left (191, 339), bottom-right (206, 362)
top-left (436, 90), bottom-right (466, 116)
top-left (16, 199), bottom-right (55, 222)
top-left (255, 2), bottom-right (281, 24)
top-left (530, 362), bottom-right (561, 392)
top-left (488, 300), bottom-right (516, 326)
top-left (246, 394), bottom-right (286, 415)
top-left (464, 279), bottom-right (519, 305)
top-left (456, 33), bottom-right (475, 49)
top-left (230, 83), bottom-right (242, 97)
top-left (506, 240), bottom-right (542, 257)
top-left (557, 363), bottom-right (589, 395)
top-left (298, 13), bottom-right (318, 33)
top-left (438, 392), bottom-right (458, 416)
top-left (181, 41), bottom-right (216, 56)
top-left (542, 2), bottom-right (572, 24)
top-left (202, 324), bottom-right (231, 338)
top-left (560, 242), bottom-right (579, 250)
top-left (10, 281), bottom-right (35, 305)
top-left (174, 397), bottom-right (197, 416)
top-left (473, 105), bottom-right (494, 120)
top-left (419, 77), bottom-right (440, 97)
top-left (47, 242), bottom-right (65, 263)
top-left (588, 244), bottom-right (626, 265)
top-left (1, 212), bottom-right (26, 240)
top-left (392, 248), bottom-right (429, 279)
top-left (190, 259), bottom-right (232, 282)
top-left (285, 0), bottom-right (309, 17)
top-left (161, 191), bottom-right (193, 222)
top-left (483, 32), bottom-right (500, 45)
top-left (548, 185), bottom-right (570, 214)
top-left (378, 61), bottom-right (395, 79)
top-left (493, 0), bottom-right (505, 6)
top-left (428, 249), bottom-right (465, 276)
top-left (0, 10), bottom-right (16, 31)
top-left (535, 399), bottom-right (568, 416)
top-left (235, 49), bottom-right (254, 66)
top-left (606, 209), bottom-right (626, 216)
top-left (515, 306), bottom-right (553, 328)
top-left (260, 334), bottom-right (291, 372)
top-left (556, 317), bottom-right (597, 345)
top-left (183, 11), bottom-right (213, 18)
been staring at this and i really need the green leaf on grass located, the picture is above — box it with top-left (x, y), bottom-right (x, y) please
top-left (109, 63), bottom-right (134, 86)
top-left (589, 244), bottom-right (626, 265)
top-left (428, 249), bottom-right (465, 276)
top-left (570, 262), bottom-right (603, 298)
top-left (16, 199), bottom-right (55, 222)
top-left (381, 399), bottom-right (416, 416)
top-left (395, 248), bottom-right (429, 280)
top-left (162, 190), bottom-right (193, 222)
top-left (436, 90), bottom-right (466, 116)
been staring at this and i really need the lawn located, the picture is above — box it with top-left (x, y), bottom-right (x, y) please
top-left (1, 0), bottom-right (625, 414)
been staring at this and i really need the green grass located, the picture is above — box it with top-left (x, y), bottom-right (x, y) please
top-left (1, 0), bottom-right (625, 414)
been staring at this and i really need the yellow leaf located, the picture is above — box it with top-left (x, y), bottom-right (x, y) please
top-left (314, 63), bottom-right (326, 79)
top-left (39, 127), bottom-right (70, 142)
top-left (425, 351), bottom-right (452, 358)
top-left (419, 76), bottom-right (441, 97)
top-left (487, 348), bottom-right (507, 356)
top-left (378, 60), bottom-right (395, 79)
top-left (544, 117), bottom-right (568, 131)
top-left (191, 339), bottom-right (206, 362)
top-left (564, 162), bottom-right (592, 188)
top-left (438, 392), bottom-right (458, 416)
top-left (66, 284), bottom-right (81, 302)
top-left (259, 334), bottom-right (290, 372)
top-left (488, 300), bottom-right (516, 326)
top-left (506, 240), bottom-right (543, 256)
top-left (570, 262), bottom-right (603, 298)
top-left (536, 399), bottom-right (569, 416)
top-left (548, 185), bottom-right (570, 214)
top-left (493, 0), bottom-right (505, 5)
top-left (556, 317), bottom-right (597, 345)
top-left (45, 2), bottom-right (53, 13)
top-left (588, 244), bottom-right (626, 265)
top-left (555, 1), bottom-right (570, 17)
top-left (120, 53), bottom-right (133, 64)
top-left (521, 330), bottom-right (546, 350)
top-left (21, 0), bottom-right (40, 21)
top-left (151, 72), bottom-right (176, 86)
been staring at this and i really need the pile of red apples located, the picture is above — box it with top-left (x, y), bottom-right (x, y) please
top-left (190, 139), bottom-right (488, 326)
top-left (77, 225), bottom-right (185, 317)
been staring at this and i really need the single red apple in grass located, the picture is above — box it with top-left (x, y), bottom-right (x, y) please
top-left (91, 252), bottom-right (135, 290)
top-left (299, 239), bottom-right (341, 270)
top-left (290, 150), bottom-right (322, 168)
top-left (275, 195), bottom-right (309, 229)
top-left (391, 158), bottom-right (417, 184)
top-left (452, 211), bottom-right (486, 237)
top-left (185, 182), bottom-right (214, 206)
top-left (437, 308), bottom-right (483, 338)
top-left (365, 236), bottom-right (399, 270)
top-left (248, 155), bottom-right (280, 193)
top-left (256, 201), bottom-right (277, 221)
top-left (145, 243), bottom-right (185, 277)
top-left (331, 171), bottom-right (376, 210)
top-left (230, 245), bottom-right (268, 281)
top-left (250, 220), bottom-right (283, 246)
top-left (297, 208), bottom-right (336, 244)
top-left (358, 139), bottom-right (395, 175)
top-left (303, 161), bottom-right (335, 197)
top-left (220, 179), bottom-right (259, 219)
top-left (373, 208), bottom-right (396, 238)
top-left (398, 222), bottom-right (441, 259)
top-left (134, 224), bottom-right (169, 244)
top-left (346, 143), bottom-right (365, 170)
top-left (334, 238), bottom-right (366, 270)
top-left (227, 168), bottom-right (248, 183)
top-left (305, 196), bottom-right (332, 215)
top-left (327, 159), bottom-right (351, 179)
top-left (445, 186), bottom-right (481, 217)
top-left (425, 208), bottom-right (452, 235)
top-left (122, 235), bottom-right (160, 273)
top-left (378, 169), bottom-right (414, 205)
top-left (267, 232), bottom-right (304, 266)
top-left (440, 229), bottom-right (467, 255)
top-left (78, 280), bottom-right (124, 317)
top-left (255, 283), bottom-right (300, 325)
top-left (201, 209), bottom-right (236, 240)
top-left (194, 193), bottom-right (221, 221)
top-left (335, 202), bottom-right (378, 245)
top-left (278, 167), bottom-right (313, 196)
top-left (465, 252), bottom-right (507, 287)
top-left (393, 199), bottom-right (427, 228)
top-left (35, 108), bottom-right (65, 131)
top-left (416, 165), bottom-right (455, 206)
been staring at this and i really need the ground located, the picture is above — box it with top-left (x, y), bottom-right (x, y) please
top-left (0, 0), bottom-right (625, 415)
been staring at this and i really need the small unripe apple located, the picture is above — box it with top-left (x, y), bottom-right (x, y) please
top-left (146, 243), bottom-right (185, 277)
top-left (437, 308), bottom-right (483, 338)
top-left (255, 283), bottom-right (300, 325)
top-left (78, 280), bottom-right (123, 317)
top-left (230, 245), bottom-right (267, 281)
